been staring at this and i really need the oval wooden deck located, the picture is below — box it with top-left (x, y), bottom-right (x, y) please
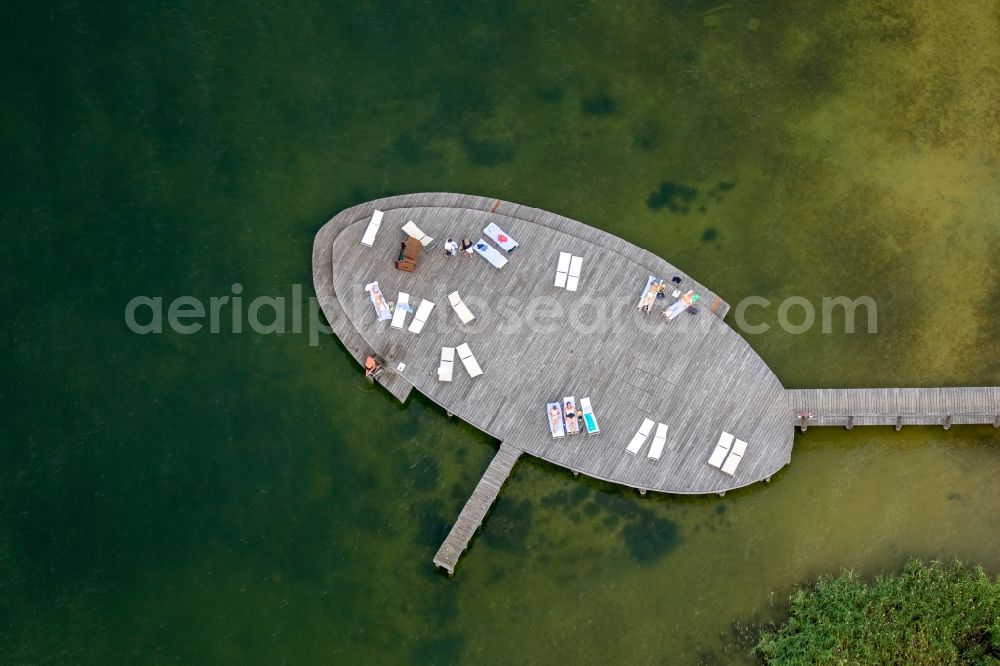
top-left (313, 193), bottom-right (999, 574)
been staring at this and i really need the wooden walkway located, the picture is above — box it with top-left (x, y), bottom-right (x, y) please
top-left (313, 192), bottom-right (998, 574)
top-left (433, 443), bottom-right (522, 574)
top-left (789, 387), bottom-right (1000, 429)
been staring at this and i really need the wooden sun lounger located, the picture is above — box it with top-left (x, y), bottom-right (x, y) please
top-left (390, 292), bottom-right (409, 329)
top-left (401, 220), bottom-right (434, 247)
top-left (448, 291), bottom-right (475, 324)
top-left (721, 438), bottom-right (747, 476)
top-left (708, 432), bottom-right (735, 468)
top-left (554, 252), bottom-right (570, 288)
top-left (407, 299), bottom-right (435, 334)
top-left (566, 255), bottom-right (583, 292)
top-left (580, 397), bottom-right (600, 434)
top-left (648, 423), bottom-right (668, 460)
top-left (547, 402), bottom-right (565, 438)
top-left (361, 209), bottom-right (383, 247)
top-left (438, 346), bottom-right (455, 382)
top-left (626, 418), bottom-right (655, 455)
top-left (456, 343), bottom-right (483, 378)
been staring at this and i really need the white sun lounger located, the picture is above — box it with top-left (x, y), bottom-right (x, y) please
top-left (566, 255), bottom-right (583, 292)
top-left (391, 292), bottom-right (409, 329)
top-left (721, 438), bottom-right (748, 476)
top-left (473, 239), bottom-right (508, 269)
top-left (407, 299), bottom-right (435, 334)
top-left (483, 222), bottom-right (518, 253)
top-left (448, 291), bottom-right (475, 324)
top-left (438, 346), bottom-right (455, 382)
top-left (648, 423), bottom-right (668, 460)
top-left (708, 432), bottom-right (735, 468)
top-left (626, 418), bottom-right (655, 455)
top-left (547, 402), bottom-right (565, 438)
top-left (554, 252), bottom-right (570, 288)
top-left (580, 397), bottom-right (600, 434)
top-left (361, 210), bottom-right (383, 247)
top-left (456, 343), bottom-right (483, 378)
top-left (401, 220), bottom-right (434, 247)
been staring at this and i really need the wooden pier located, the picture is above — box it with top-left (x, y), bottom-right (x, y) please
top-left (313, 193), bottom-right (999, 574)
top-left (789, 387), bottom-right (1000, 429)
top-left (433, 443), bottom-right (522, 575)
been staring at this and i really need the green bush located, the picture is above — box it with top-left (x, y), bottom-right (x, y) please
top-left (757, 560), bottom-right (1000, 665)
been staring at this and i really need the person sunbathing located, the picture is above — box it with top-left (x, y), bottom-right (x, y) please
top-left (638, 282), bottom-right (659, 313)
top-left (549, 405), bottom-right (562, 432)
top-left (564, 402), bottom-right (578, 433)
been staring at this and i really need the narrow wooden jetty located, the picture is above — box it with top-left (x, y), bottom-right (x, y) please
top-left (312, 192), bottom-right (999, 575)
top-left (433, 443), bottom-right (522, 575)
top-left (789, 387), bottom-right (1000, 430)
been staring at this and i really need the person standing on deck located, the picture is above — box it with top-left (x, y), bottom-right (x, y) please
top-left (444, 238), bottom-right (458, 257)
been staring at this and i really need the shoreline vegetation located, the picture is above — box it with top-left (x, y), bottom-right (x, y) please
top-left (755, 560), bottom-right (1000, 664)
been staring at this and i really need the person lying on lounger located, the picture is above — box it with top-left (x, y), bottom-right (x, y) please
top-left (638, 282), bottom-right (659, 313)
top-left (549, 405), bottom-right (562, 432)
top-left (564, 401), bottom-right (579, 433)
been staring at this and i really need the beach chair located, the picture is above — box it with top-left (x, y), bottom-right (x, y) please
top-left (361, 209), bottom-right (383, 247)
top-left (390, 292), bottom-right (409, 329)
top-left (648, 423), bottom-right (668, 460)
top-left (580, 397), bottom-right (600, 434)
top-left (626, 418), bottom-right (655, 455)
top-left (473, 239), bottom-right (508, 269)
top-left (456, 343), bottom-right (483, 378)
top-left (484, 222), bottom-right (518, 253)
top-left (438, 346), bottom-right (455, 382)
top-left (547, 402), bottom-right (566, 438)
top-left (364, 281), bottom-right (392, 321)
top-left (448, 291), bottom-right (475, 324)
top-left (407, 299), bottom-right (435, 334)
top-left (401, 220), bottom-right (435, 247)
top-left (721, 438), bottom-right (747, 476)
top-left (554, 252), bottom-right (570, 288)
top-left (708, 432), bottom-right (735, 468)
top-left (562, 396), bottom-right (579, 435)
top-left (566, 255), bottom-right (583, 292)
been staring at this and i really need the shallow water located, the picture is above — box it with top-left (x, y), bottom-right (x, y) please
top-left (1, 1), bottom-right (998, 663)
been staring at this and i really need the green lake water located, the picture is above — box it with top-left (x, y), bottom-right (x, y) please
top-left (2, 1), bottom-right (998, 663)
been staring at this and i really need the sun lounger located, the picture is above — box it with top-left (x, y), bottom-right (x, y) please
top-left (648, 423), bottom-right (668, 460)
top-left (456, 343), bottom-right (483, 378)
top-left (401, 220), bottom-right (434, 247)
top-left (448, 291), bottom-right (475, 324)
top-left (407, 299), bottom-right (435, 334)
top-left (708, 432), bottom-right (735, 468)
top-left (721, 438), bottom-right (747, 476)
top-left (580, 397), bottom-right (600, 434)
top-left (566, 255), bottom-right (583, 292)
top-left (626, 418), bottom-right (655, 455)
top-left (438, 346), bottom-right (455, 382)
top-left (364, 281), bottom-right (392, 321)
top-left (361, 210), bottom-right (383, 247)
top-left (663, 291), bottom-right (700, 320)
top-left (554, 252), bottom-right (570, 288)
top-left (483, 222), bottom-right (518, 253)
top-left (547, 402), bottom-right (565, 438)
top-left (473, 239), bottom-right (508, 269)
top-left (562, 397), bottom-right (579, 435)
top-left (391, 292), bottom-right (409, 329)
